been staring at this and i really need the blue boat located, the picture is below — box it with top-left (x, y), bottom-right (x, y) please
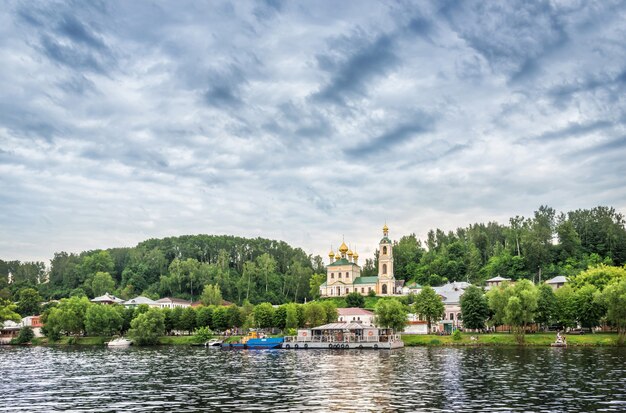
top-left (222, 332), bottom-right (283, 349)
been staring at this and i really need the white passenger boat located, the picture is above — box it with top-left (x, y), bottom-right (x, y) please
top-left (107, 337), bottom-right (132, 347)
top-left (205, 338), bottom-right (223, 347)
top-left (282, 323), bottom-right (404, 350)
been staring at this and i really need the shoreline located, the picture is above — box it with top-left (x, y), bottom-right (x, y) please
top-left (4, 333), bottom-right (622, 347)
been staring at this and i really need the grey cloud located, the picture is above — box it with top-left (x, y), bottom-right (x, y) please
top-left (345, 114), bottom-right (435, 157)
top-left (312, 33), bottom-right (399, 104)
top-left (524, 120), bottom-right (614, 143)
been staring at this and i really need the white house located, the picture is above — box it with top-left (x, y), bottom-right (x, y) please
top-left (337, 308), bottom-right (375, 327)
top-left (91, 293), bottom-right (124, 305)
top-left (433, 282), bottom-right (470, 333)
top-left (156, 297), bottom-right (192, 309)
top-left (545, 275), bottom-right (568, 290)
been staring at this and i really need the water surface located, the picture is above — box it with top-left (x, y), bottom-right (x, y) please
top-left (1, 346), bottom-right (625, 412)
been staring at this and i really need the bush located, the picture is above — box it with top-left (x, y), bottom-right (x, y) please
top-left (368, 289), bottom-right (377, 297)
top-left (429, 338), bottom-right (441, 345)
top-left (452, 330), bottom-right (462, 341)
top-left (346, 292), bottom-right (365, 308)
top-left (193, 326), bottom-right (212, 344)
top-left (15, 326), bottom-right (35, 344)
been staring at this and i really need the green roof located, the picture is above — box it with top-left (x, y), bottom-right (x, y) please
top-left (328, 258), bottom-right (358, 267)
top-left (353, 276), bottom-right (379, 285)
top-left (380, 236), bottom-right (392, 244)
top-left (406, 282), bottom-right (422, 289)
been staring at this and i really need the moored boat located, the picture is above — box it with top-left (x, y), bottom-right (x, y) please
top-left (222, 331), bottom-right (283, 349)
top-left (282, 323), bottom-right (403, 350)
top-left (107, 337), bottom-right (132, 347)
top-left (205, 338), bottom-right (223, 347)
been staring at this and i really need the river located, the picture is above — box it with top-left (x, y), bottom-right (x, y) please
top-left (1, 346), bottom-right (625, 412)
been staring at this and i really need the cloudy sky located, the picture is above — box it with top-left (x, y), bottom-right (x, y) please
top-left (1, 1), bottom-right (625, 264)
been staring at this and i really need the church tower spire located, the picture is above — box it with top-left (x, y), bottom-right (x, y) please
top-left (378, 223), bottom-right (394, 295)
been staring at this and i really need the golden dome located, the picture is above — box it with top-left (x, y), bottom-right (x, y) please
top-left (347, 249), bottom-right (353, 257)
top-left (383, 223), bottom-right (389, 232)
top-left (339, 241), bottom-right (349, 253)
top-left (328, 249), bottom-right (335, 258)
top-left (353, 251), bottom-right (359, 259)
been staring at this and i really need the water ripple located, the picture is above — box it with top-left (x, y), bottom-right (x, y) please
top-left (0, 346), bottom-right (624, 412)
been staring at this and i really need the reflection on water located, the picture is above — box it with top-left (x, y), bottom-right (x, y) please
top-left (1, 346), bottom-right (625, 412)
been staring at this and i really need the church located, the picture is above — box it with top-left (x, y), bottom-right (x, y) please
top-left (319, 224), bottom-right (400, 297)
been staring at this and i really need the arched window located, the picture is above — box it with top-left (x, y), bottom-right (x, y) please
top-left (337, 287), bottom-right (341, 295)
top-left (450, 313), bottom-right (454, 320)
top-left (383, 246), bottom-right (387, 255)
top-left (382, 264), bottom-right (387, 275)
top-left (382, 284), bottom-right (388, 294)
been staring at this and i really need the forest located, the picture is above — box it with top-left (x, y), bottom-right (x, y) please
top-left (1, 205), bottom-right (625, 306)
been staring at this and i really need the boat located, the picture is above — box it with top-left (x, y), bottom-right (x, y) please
top-left (282, 323), bottom-right (404, 350)
top-left (222, 331), bottom-right (283, 350)
top-left (107, 337), bottom-right (132, 347)
top-left (205, 338), bottom-right (223, 347)
top-left (551, 333), bottom-right (567, 347)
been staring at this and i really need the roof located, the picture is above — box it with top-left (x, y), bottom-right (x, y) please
top-left (486, 276), bottom-right (511, 282)
top-left (353, 276), bottom-right (379, 285)
top-left (395, 280), bottom-right (405, 287)
top-left (379, 236), bottom-right (392, 244)
top-left (406, 282), bottom-right (422, 289)
top-left (546, 275), bottom-right (568, 284)
top-left (337, 308), bottom-right (374, 316)
top-left (156, 297), bottom-right (192, 305)
top-left (432, 282), bottom-right (471, 304)
top-left (328, 258), bottom-right (358, 267)
top-left (91, 293), bottom-right (124, 303)
top-left (123, 296), bottom-right (157, 305)
top-left (312, 322), bottom-right (368, 330)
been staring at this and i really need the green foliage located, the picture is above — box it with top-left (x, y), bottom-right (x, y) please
top-left (273, 305), bottom-right (287, 330)
top-left (309, 273), bottom-right (326, 300)
top-left (554, 285), bottom-right (576, 328)
top-left (345, 292), bottom-right (365, 308)
top-left (253, 302), bottom-right (275, 329)
top-left (200, 284), bottom-right (223, 306)
top-left (452, 329), bottom-right (462, 341)
top-left (320, 300), bottom-right (338, 323)
top-left (180, 307), bottom-right (197, 334)
top-left (91, 272), bottom-right (115, 297)
top-left (459, 285), bottom-right (489, 330)
top-left (413, 286), bottom-right (444, 332)
top-left (196, 306), bottom-right (213, 328)
top-left (15, 326), bottom-right (35, 344)
top-left (572, 284), bottom-right (605, 330)
top-left (44, 296), bottom-right (91, 337)
top-left (0, 298), bottom-right (21, 323)
top-left (374, 299), bottom-right (408, 332)
top-left (128, 308), bottom-right (165, 346)
top-left (193, 326), bottom-right (212, 344)
top-left (212, 306), bottom-right (229, 331)
top-left (570, 264), bottom-right (626, 291)
top-left (285, 303), bottom-right (299, 329)
top-left (493, 280), bottom-right (538, 343)
top-left (16, 288), bottom-right (43, 317)
top-left (368, 289), bottom-right (376, 297)
top-left (535, 284), bottom-right (557, 328)
top-left (601, 279), bottom-right (626, 345)
top-left (226, 305), bottom-right (244, 328)
top-left (304, 302), bottom-right (326, 327)
top-left (84, 304), bottom-right (123, 336)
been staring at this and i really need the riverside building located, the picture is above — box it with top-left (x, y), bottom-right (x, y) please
top-left (319, 224), bottom-right (401, 297)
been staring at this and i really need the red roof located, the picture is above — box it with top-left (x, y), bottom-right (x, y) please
top-left (337, 307), bottom-right (374, 316)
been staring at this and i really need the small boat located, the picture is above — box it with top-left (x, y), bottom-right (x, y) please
top-left (205, 338), bottom-right (223, 347)
top-left (551, 333), bottom-right (567, 347)
top-left (107, 337), bottom-right (132, 347)
top-left (222, 331), bottom-right (283, 350)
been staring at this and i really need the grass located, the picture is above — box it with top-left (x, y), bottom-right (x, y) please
top-left (401, 333), bottom-right (620, 347)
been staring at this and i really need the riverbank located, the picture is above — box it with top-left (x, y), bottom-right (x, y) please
top-left (21, 335), bottom-right (243, 346)
top-left (401, 333), bottom-right (620, 347)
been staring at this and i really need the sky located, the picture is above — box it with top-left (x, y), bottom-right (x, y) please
top-left (1, 0), bottom-right (625, 264)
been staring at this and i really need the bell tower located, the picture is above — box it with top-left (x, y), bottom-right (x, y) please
top-left (378, 223), bottom-right (393, 280)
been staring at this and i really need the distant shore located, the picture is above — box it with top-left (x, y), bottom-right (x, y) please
top-left (6, 333), bottom-right (621, 347)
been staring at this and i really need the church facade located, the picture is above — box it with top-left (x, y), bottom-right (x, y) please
top-left (319, 224), bottom-right (399, 297)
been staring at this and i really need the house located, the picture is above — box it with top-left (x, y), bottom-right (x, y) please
top-left (403, 282), bottom-right (422, 295)
top-left (484, 276), bottom-right (511, 290)
top-left (545, 275), bottom-right (568, 290)
top-left (433, 282), bottom-right (471, 333)
top-left (156, 297), bottom-right (192, 309)
top-left (1, 316), bottom-right (45, 344)
top-left (404, 313), bottom-right (429, 334)
top-left (91, 293), bottom-right (124, 305)
top-left (123, 296), bottom-right (160, 308)
top-left (337, 308), bottom-right (375, 327)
